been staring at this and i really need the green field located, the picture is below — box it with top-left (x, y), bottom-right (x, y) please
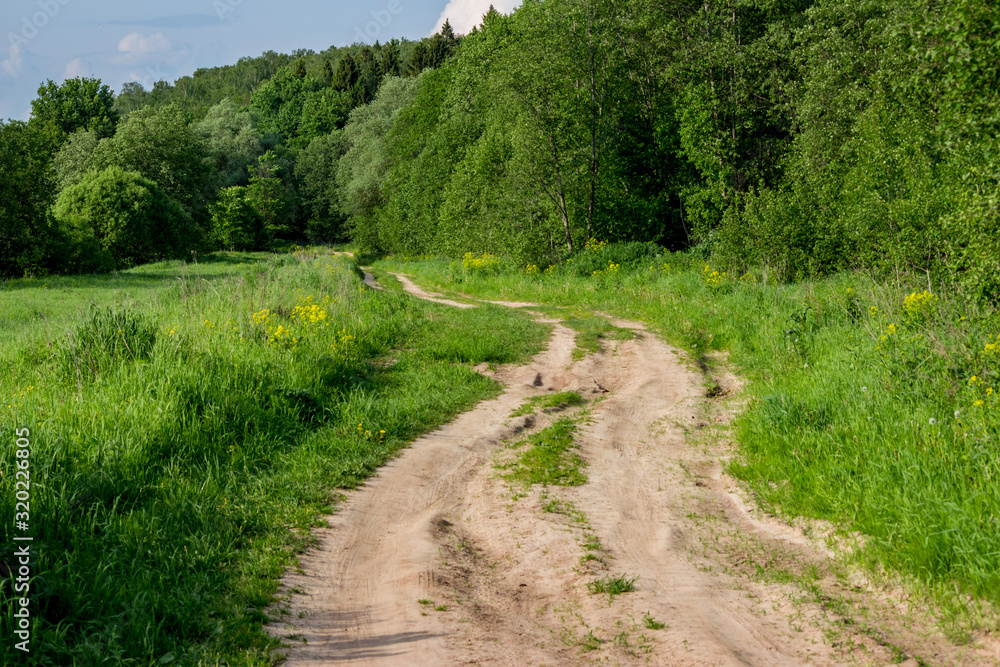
top-left (0, 248), bottom-right (548, 665)
top-left (376, 248), bottom-right (1000, 621)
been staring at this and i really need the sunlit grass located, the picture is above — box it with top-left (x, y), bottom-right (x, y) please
top-left (0, 248), bottom-right (548, 664)
top-left (500, 418), bottom-right (586, 487)
top-left (376, 248), bottom-right (1000, 607)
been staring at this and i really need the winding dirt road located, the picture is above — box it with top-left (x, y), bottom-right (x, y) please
top-left (269, 272), bottom-right (1000, 666)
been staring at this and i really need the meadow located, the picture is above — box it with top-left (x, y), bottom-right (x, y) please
top-left (0, 248), bottom-right (548, 665)
top-left (375, 244), bottom-right (1000, 623)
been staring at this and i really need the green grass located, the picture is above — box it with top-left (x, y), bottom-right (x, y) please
top-left (511, 390), bottom-right (585, 417)
top-left (580, 630), bottom-right (604, 651)
top-left (0, 248), bottom-right (548, 665)
top-left (562, 316), bottom-right (635, 359)
top-left (500, 418), bottom-right (587, 487)
top-left (587, 574), bottom-right (638, 598)
top-left (643, 613), bottom-right (668, 630)
top-left (375, 248), bottom-right (1000, 610)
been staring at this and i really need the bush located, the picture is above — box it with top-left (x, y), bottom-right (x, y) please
top-left (570, 241), bottom-right (661, 277)
top-left (52, 167), bottom-right (196, 268)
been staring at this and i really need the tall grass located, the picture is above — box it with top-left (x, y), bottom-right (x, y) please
top-left (0, 248), bottom-right (548, 665)
top-left (376, 246), bottom-right (1000, 607)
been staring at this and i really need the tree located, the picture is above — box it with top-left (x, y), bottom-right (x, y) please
top-left (408, 43), bottom-right (428, 76)
top-left (332, 54), bottom-right (359, 93)
top-left (336, 77), bottom-right (420, 249)
top-left (376, 65), bottom-right (462, 253)
top-left (194, 99), bottom-right (273, 192)
top-left (245, 150), bottom-right (291, 242)
top-left (294, 58), bottom-right (307, 79)
top-left (113, 82), bottom-right (150, 119)
top-left (427, 20), bottom-right (460, 69)
top-left (379, 40), bottom-right (401, 78)
top-left (250, 65), bottom-right (322, 141)
top-left (52, 129), bottom-right (100, 191)
top-left (0, 120), bottom-right (62, 277)
top-left (52, 167), bottom-right (195, 267)
top-left (209, 186), bottom-right (265, 250)
top-left (323, 59), bottom-right (334, 87)
top-left (31, 77), bottom-right (119, 141)
top-left (88, 104), bottom-right (211, 219)
top-left (297, 89), bottom-right (353, 142)
top-left (297, 131), bottom-right (349, 243)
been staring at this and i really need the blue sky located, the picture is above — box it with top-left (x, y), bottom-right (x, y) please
top-left (1, 0), bottom-right (518, 121)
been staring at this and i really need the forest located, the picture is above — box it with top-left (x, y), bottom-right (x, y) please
top-left (1, 0), bottom-right (997, 301)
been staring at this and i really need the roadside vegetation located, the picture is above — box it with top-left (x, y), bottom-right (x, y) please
top-left (375, 246), bottom-right (1000, 613)
top-left (0, 248), bottom-right (548, 664)
top-left (3, 0), bottom-right (999, 660)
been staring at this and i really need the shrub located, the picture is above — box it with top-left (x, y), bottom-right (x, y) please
top-left (52, 167), bottom-right (196, 268)
top-left (570, 241), bottom-right (660, 277)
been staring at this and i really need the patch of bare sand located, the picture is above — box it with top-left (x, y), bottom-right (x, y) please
top-left (269, 276), bottom-right (999, 666)
top-left (388, 273), bottom-right (476, 309)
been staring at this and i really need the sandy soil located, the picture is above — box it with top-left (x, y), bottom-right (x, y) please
top-left (269, 273), bottom-right (999, 666)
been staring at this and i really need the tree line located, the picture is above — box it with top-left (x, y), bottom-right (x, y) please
top-left (2, 1), bottom-right (998, 300)
top-left (0, 24), bottom-right (459, 275)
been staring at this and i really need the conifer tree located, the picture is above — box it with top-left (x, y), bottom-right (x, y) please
top-left (293, 58), bottom-right (307, 79)
top-left (408, 43), bottom-right (427, 76)
top-left (332, 54), bottom-right (359, 93)
top-left (322, 59), bottom-right (334, 87)
top-left (379, 40), bottom-right (401, 78)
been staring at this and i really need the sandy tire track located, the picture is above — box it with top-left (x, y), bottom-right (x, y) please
top-left (269, 271), bottom-right (1000, 666)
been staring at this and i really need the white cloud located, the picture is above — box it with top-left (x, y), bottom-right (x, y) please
top-left (3, 44), bottom-right (25, 77)
top-left (128, 63), bottom-right (170, 89)
top-left (432, 0), bottom-right (520, 36)
top-left (118, 32), bottom-right (171, 55)
top-left (64, 58), bottom-right (91, 79)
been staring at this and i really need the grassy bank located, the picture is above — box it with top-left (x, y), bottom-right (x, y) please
top-left (374, 247), bottom-right (1000, 614)
top-left (0, 248), bottom-right (548, 665)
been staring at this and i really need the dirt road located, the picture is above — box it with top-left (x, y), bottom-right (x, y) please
top-left (269, 273), bottom-right (999, 666)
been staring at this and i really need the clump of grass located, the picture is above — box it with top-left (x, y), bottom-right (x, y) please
top-left (563, 316), bottom-right (635, 359)
top-left (501, 418), bottom-right (586, 486)
top-left (57, 304), bottom-right (157, 379)
top-left (580, 630), bottom-right (604, 651)
top-left (588, 574), bottom-right (638, 598)
top-left (643, 613), bottom-right (668, 630)
top-left (511, 390), bottom-right (585, 417)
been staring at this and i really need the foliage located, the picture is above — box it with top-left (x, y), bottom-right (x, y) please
top-left (88, 104), bottom-right (212, 218)
top-left (336, 76), bottom-right (420, 249)
top-left (249, 66), bottom-right (323, 143)
top-left (296, 132), bottom-right (348, 243)
top-left (52, 167), bottom-right (195, 267)
top-left (31, 77), bottom-right (119, 141)
top-left (245, 150), bottom-right (295, 243)
top-left (209, 186), bottom-right (265, 251)
top-left (194, 99), bottom-right (275, 193)
top-left (52, 129), bottom-right (99, 191)
top-left (0, 120), bottom-right (62, 277)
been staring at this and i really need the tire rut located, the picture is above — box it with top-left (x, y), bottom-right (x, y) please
top-left (269, 270), bottom-right (1000, 667)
